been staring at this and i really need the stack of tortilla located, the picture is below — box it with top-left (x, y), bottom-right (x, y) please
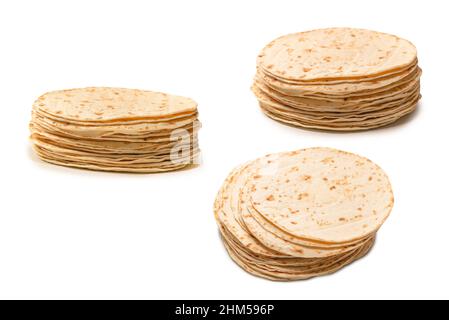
top-left (214, 148), bottom-right (394, 281)
top-left (253, 28), bottom-right (422, 131)
top-left (30, 87), bottom-right (200, 173)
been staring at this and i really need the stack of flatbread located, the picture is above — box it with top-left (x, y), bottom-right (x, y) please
top-left (253, 28), bottom-right (422, 131)
top-left (214, 148), bottom-right (394, 281)
top-left (30, 87), bottom-right (200, 173)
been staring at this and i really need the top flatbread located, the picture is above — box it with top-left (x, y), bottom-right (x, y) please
top-left (249, 148), bottom-right (394, 243)
top-left (258, 28), bottom-right (417, 82)
top-left (33, 87), bottom-right (198, 122)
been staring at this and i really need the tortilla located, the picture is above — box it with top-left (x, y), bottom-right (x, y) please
top-left (30, 87), bottom-right (201, 173)
top-left (214, 148), bottom-right (393, 281)
top-left (253, 28), bottom-right (421, 131)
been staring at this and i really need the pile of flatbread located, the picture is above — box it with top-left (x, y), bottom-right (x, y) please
top-left (214, 148), bottom-right (394, 281)
top-left (30, 87), bottom-right (200, 173)
top-left (253, 28), bottom-right (421, 131)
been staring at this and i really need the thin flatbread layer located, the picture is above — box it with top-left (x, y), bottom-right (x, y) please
top-left (258, 28), bottom-right (417, 81)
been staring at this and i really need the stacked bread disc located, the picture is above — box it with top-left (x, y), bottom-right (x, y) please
top-left (30, 87), bottom-right (201, 173)
top-left (253, 28), bottom-right (422, 131)
top-left (214, 148), bottom-right (394, 281)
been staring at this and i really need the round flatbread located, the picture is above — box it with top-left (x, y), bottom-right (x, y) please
top-left (34, 87), bottom-right (198, 122)
top-left (258, 28), bottom-right (417, 81)
top-left (249, 148), bottom-right (394, 243)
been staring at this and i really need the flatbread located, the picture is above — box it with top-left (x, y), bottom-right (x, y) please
top-left (34, 87), bottom-right (198, 122)
top-left (258, 28), bottom-right (417, 81)
top-left (30, 87), bottom-right (201, 173)
top-left (214, 148), bottom-right (393, 280)
top-left (253, 28), bottom-right (421, 131)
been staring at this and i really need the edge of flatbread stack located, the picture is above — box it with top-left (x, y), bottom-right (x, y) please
top-left (30, 87), bottom-right (201, 173)
top-left (214, 148), bottom-right (394, 281)
top-left (253, 28), bottom-right (422, 131)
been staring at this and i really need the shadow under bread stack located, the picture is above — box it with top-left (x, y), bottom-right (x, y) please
top-left (30, 87), bottom-right (201, 173)
top-left (253, 28), bottom-right (421, 131)
top-left (214, 148), bottom-right (394, 281)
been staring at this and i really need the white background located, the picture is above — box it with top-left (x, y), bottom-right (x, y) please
top-left (0, 0), bottom-right (448, 300)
